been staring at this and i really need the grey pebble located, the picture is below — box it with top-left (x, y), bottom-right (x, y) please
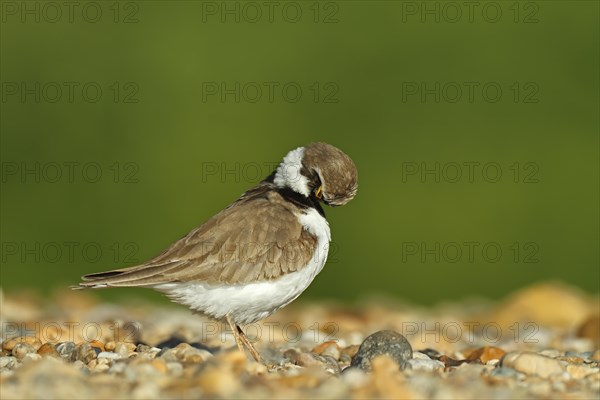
top-left (56, 342), bottom-right (76, 360)
top-left (136, 344), bottom-right (152, 353)
top-left (0, 356), bottom-right (18, 369)
top-left (350, 330), bottom-right (413, 372)
top-left (566, 351), bottom-right (594, 359)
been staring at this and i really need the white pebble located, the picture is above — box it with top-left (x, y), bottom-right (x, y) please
top-left (407, 358), bottom-right (444, 372)
top-left (98, 352), bottom-right (122, 360)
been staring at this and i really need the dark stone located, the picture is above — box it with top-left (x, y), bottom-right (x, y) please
top-left (438, 354), bottom-right (469, 367)
top-left (419, 348), bottom-right (441, 359)
top-left (155, 336), bottom-right (218, 354)
top-left (350, 330), bottom-right (412, 372)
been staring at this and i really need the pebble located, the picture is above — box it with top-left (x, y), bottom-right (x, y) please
top-left (73, 343), bottom-right (97, 364)
top-left (0, 356), bottom-right (18, 370)
top-left (312, 341), bottom-right (341, 360)
top-left (565, 350), bottom-right (593, 359)
top-left (577, 314), bottom-right (600, 346)
top-left (419, 348), bottom-right (441, 359)
top-left (438, 355), bottom-right (468, 367)
top-left (56, 342), bottom-right (76, 360)
top-left (501, 352), bottom-right (564, 378)
top-left (97, 351), bottom-right (122, 360)
top-left (113, 343), bottom-right (130, 359)
top-left (89, 340), bottom-right (105, 352)
top-left (412, 352), bottom-right (432, 360)
top-left (284, 349), bottom-right (341, 374)
top-left (172, 343), bottom-right (212, 363)
top-left (406, 358), bottom-right (445, 372)
top-left (466, 346), bottom-right (506, 364)
top-left (12, 343), bottom-right (37, 359)
top-left (36, 343), bottom-right (60, 358)
top-left (539, 349), bottom-right (561, 358)
top-left (339, 344), bottom-right (359, 364)
top-left (350, 330), bottom-right (412, 372)
top-left (136, 344), bottom-right (152, 353)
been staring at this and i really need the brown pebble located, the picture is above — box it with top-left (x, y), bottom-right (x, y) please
top-left (577, 314), bottom-right (600, 346)
top-left (466, 346), bottom-right (506, 364)
top-left (341, 345), bottom-right (360, 359)
top-left (37, 343), bottom-right (60, 358)
top-left (312, 341), bottom-right (339, 356)
top-left (560, 356), bottom-right (584, 364)
top-left (322, 343), bottom-right (341, 360)
top-left (3, 336), bottom-right (42, 352)
top-left (89, 340), bottom-right (105, 352)
top-left (173, 343), bottom-right (210, 363)
top-left (74, 343), bottom-right (97, 364)
top-left (439, 355), bottom-right (468, 367)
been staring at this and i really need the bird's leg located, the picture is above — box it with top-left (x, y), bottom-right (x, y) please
top-left (225, 315), bottom-right (245, 354)
top-left (235, 324), bottom-right (264, 363)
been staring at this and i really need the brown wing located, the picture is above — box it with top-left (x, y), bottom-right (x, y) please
top-left (77, 186), bottom-right (318, 288)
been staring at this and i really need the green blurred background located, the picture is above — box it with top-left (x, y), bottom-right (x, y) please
top-left (1, 1), bottom-right (598, 305)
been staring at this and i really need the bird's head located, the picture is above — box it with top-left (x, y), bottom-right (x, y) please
top-left (273, 142), bottom-right (358, 206)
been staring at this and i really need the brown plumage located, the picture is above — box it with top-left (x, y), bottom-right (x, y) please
top-left (78, 184), bottom-right (318, 288)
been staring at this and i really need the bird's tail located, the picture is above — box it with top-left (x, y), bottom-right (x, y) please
top-left (72, 262), bottom-right (178, 290)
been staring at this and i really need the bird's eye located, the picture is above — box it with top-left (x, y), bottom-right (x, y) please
top-left (315, 185), bottom-right (323, 199)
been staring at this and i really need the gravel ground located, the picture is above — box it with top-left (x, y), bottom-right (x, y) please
top-left (1, 282), bottom-right (598, 399)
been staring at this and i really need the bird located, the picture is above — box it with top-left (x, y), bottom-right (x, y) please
top-left (74, 142), bottom-right (358, 362)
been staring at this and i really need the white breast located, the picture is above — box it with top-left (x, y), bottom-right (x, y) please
top-left (154, 208), bottom-right (331, 325)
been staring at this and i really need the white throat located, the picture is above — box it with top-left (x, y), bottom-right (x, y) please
top-left (273, 146), bottom-right (310, 197)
